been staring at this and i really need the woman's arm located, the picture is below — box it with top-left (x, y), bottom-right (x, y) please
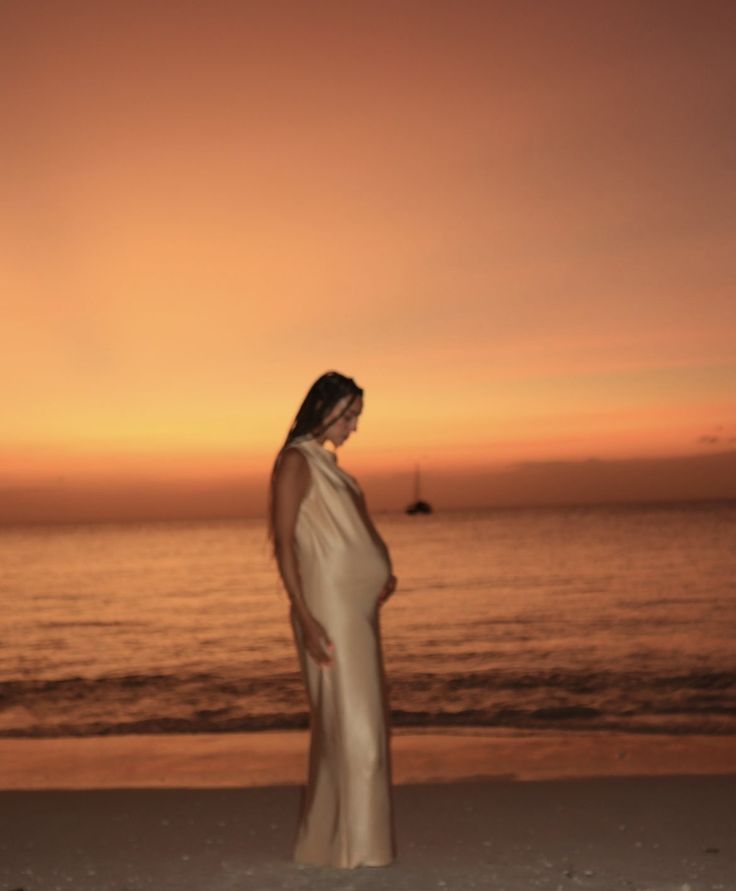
top-left (273, 448), bottom-right (334, 665)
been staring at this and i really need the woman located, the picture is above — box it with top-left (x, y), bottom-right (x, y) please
top-left (270, 371), bottom-right (397, 869)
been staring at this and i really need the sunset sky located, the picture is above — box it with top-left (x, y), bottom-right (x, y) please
top-left (2, 1), bottom-right (735, 521)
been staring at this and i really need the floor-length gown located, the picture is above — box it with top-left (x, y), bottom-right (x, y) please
top-left (285, 435), bottom-right (395, 869)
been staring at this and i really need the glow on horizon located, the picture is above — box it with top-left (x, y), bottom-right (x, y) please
top-left (2, 2), bottom-right (735, 508)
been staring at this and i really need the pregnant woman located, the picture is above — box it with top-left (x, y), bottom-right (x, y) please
top-left (270, 371), bottom-right (397, 868)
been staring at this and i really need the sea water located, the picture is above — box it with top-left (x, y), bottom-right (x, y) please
top-left (1, 503), bottom-right (734, 737)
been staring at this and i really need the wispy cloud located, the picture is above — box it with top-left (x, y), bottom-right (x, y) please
top-left (698, 424), bottom-right (736, 446)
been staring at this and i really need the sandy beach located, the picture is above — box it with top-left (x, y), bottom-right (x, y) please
top-left (2, 731), bottom-right (735, 890)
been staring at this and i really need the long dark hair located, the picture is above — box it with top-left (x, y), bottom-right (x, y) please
top-left (282, 371), bottom-right (363, 448)
top-left (269, 371), bottom-right (363, 542)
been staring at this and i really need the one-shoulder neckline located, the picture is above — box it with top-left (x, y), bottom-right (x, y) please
top-left (293, 436), bottom-right (338, 463)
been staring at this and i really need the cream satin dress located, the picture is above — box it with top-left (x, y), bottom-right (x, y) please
top-left (285, 435), bottom-right (395, 869)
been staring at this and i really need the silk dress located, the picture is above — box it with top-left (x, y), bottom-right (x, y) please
top-left (285, 435), bottom-right (395, 869)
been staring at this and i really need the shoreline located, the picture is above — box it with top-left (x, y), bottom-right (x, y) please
top-left (2, 728), bottom-right (735, 790)
top-left (4, 731), bottom-right (735, 889)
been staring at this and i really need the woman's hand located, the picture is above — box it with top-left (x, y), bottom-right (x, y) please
top-left (298, 610), bottom-right (335, 667)
top-left (378, 574), bottom-right (397, 607)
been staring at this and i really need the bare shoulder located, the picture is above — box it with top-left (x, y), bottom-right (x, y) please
top-left (273, 447), bottom-right (311, 523)
top-left (274, 446), bottom-right (310, 488)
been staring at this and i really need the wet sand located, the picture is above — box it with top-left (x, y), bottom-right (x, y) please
top-left (1, 731), bottom-right (735, 890)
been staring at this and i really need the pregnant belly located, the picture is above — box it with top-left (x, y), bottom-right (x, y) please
top-left (319, 540), bottom-right (389, 610)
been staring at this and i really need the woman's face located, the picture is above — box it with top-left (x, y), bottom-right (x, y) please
top-left (318, 395), bottom-right (363, 448)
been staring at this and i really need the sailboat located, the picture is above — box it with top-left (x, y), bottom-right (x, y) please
top-left (405, 463), bottom-right (433, 515)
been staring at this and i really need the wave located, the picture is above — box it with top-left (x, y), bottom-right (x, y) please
top-left (35, 620), bottom-right (146, 629)
top-left (2, 709), bottom-right (735, 739)
top-left (2, 667), bottom-right (735, 738)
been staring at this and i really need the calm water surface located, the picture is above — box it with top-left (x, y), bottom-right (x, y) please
top-left (1, 503), bottom-right (735, 737)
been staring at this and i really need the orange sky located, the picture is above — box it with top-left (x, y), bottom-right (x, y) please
top-left (2, 1), bottom-right (735, 519)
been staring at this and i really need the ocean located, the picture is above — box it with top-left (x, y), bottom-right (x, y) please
top-left (1, 503), bottom-right (735, 738)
